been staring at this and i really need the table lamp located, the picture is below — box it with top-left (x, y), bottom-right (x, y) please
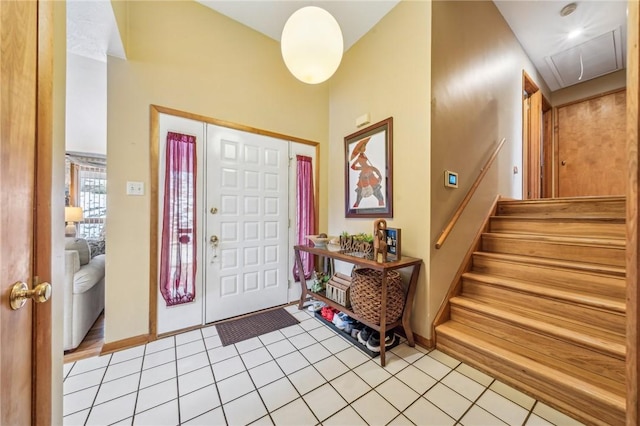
top-left (65, 206), bottom-right (83, 237)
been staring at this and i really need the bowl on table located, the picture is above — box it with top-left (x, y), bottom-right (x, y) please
top-left (306, 235), bottom-right (333, 248)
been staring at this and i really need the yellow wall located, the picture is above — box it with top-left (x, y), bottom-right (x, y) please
top-left (106, 1), bottom-right (329, 343)
top-left (328, 1), bottom-right (432, 338)
top-left (428, 1), bottom-right (547, 338)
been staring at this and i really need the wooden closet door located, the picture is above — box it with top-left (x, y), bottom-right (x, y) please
top-left (557, 90), bottom-right (626, 197)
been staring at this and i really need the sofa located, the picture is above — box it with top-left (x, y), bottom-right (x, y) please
top-left (64, 237), bottom-right (105, 351)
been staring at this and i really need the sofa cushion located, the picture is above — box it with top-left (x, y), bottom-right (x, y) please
top-left (65, 237), bottom-right (91, 265)
top-left (73, 254), bottom-right (105, 293)
top-left (87, 239), bottom-right (106, 258)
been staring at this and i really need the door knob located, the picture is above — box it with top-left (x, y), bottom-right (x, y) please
top-left (210, 235), bottom-right (219, 245)
top-left (210, 207), bottom-right (218, 214)
top-left (10, 281), bottom-right (51, 310)
top-left (561, 160), bottom-right (566, 166)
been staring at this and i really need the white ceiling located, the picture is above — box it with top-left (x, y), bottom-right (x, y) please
top-left (195, 0), bottom-right (400, 51)
top-left (493, 0), bottom-right (627, 91)
top-left (67, 0), bottom-right (125, 62)
top-left (66, 0), bottom-right (628, 90)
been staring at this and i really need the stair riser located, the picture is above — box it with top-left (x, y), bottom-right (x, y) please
top-left (489, 218), bottom-right (625, 239)
top-left (449, 306), bottom-right (626, 381)
top-left (496, 199), bottom-right (625, 218)
top-left (481, 236), bottom-right (625, 267)
top-left (472, 256), bottom-right (626, 299)
top-left (436, 334), bottom-right (624, 426)
top-left (461, 280), bottom-right (626, 335)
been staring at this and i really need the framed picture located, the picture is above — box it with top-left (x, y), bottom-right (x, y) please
top-left (384, 227), bottom-right (401, 261)
top-left (344, 117), bottom-right (393, 218)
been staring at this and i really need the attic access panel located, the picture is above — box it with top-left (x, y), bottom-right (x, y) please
top-left (545, 29), bottom-right (624, 89)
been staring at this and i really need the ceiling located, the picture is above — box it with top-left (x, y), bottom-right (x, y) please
top-left (67, 0), bottom-right (628, 91)
top-left (493, 1), bottom-right (627, 91)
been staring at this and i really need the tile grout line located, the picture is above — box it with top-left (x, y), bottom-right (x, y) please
top-left (201, 325), bottom-right (229, 425)
top-left (81, 353), bottom-right (112, 425)
top-left (64, 308), bottom-right (571, 426)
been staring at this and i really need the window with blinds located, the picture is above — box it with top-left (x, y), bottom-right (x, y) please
top-left (66, 153), bottom-right (107, 239)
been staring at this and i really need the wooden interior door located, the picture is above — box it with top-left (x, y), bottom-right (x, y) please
top-left (527, 91), bottom-right (542, 199)
top-left (0, 1), bottom-right (53, 424)
top-left (557, 90), bottom-right (627, 197)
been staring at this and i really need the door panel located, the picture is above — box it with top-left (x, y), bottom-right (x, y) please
top-left (205, 125), bottom-right (289, 323)
top-left (0, 0), bottom-right (44, 424)
top-left (558, 90), bottom-right (626, 197)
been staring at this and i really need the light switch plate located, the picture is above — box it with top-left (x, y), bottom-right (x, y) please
top-left (126, 181), bottom-right (144, 196)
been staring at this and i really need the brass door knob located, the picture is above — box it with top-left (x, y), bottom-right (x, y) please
top-left (10, 281), bottom-right (52, 310)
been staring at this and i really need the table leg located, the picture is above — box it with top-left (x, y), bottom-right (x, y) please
top-left (294, 248), bottom-right (308, 310)
top-left (380, 270), bottom-right (387, 367)
top-left (402, 263), bottom-right (421, 347)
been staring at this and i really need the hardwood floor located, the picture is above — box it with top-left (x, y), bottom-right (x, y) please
top-left (63, 312), bottom-right (104, 364)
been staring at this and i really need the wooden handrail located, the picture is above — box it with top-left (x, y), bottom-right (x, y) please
top-left (435, 137), bottom-right (506, 249)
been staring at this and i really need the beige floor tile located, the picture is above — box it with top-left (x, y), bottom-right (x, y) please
top-left (351, 390), bottom-right (400, 426)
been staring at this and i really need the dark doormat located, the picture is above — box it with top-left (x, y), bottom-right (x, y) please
top-left (216, 308), bottom-right (300, 346)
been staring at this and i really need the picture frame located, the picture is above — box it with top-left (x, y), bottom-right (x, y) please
top-left (344, 117), bottom-right (393, 218)
top-left (384, 227), bottom-right (401, 261)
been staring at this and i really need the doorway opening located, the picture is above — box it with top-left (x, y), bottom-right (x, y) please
top-left (522, 71), bottom-right (552, 199)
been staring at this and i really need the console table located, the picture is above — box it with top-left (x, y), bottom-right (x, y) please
top-left (294, 245), bottom-right (422, 366)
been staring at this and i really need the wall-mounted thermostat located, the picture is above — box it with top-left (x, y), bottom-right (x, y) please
top-left (444, 170), bottom-right (458, 188)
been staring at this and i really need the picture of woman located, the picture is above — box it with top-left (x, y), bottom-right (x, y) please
top-left (349, 136), bottom-right (385, 208)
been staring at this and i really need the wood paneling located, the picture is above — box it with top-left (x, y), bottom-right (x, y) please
top-left (626, 2), bottom-right (639, 425)
top-left (0, 1), bottom-right (38, 424)
top-left (34, 1), bottom-right (54, 423)
top-left (557, 90), bottom-right (627, 197)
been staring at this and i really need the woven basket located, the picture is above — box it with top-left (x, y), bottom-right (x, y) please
top-left (350, 268), bottom-right (404, 325)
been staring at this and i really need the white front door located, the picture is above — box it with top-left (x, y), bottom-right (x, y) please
top-left (205, 124), bottom-right (289, 322)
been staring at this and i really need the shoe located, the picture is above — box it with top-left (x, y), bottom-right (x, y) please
top-left (357, 327), bottom-right (373, 345)
top-left (332, 312), bottom-right (346, 329)
top-left (320, 307), bottom-right (332, 321)
top-left (366, 332), bottom-right (382, 352)
top-left (307, 301), bottom-right (325, 312)
top-left (342, 316), bottom-right (356, 334)
top-left (366, 330), bottom-right (396, 352)
top-left (350, 322), bottom-right (364, 339)
top-left (322, 307), bottom-right (337, 322)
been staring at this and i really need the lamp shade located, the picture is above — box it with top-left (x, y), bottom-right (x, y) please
top-left (281, 6), bottom-right (343, 84)
top-left (65, 206), bottom-right (83, 223)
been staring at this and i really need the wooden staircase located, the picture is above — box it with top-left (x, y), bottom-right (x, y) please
top-left (435, 196), bottom-right (626, 425)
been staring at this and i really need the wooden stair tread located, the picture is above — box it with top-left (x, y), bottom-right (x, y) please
top-left (449, 296), bottom-right (625, 358)
top-left (490, 215), bottom-right (625, 223)
top-left (462, 271), bottom-right (626, 313)
top-left (496, 197), bottom-right (626, 219)
top-left (472, 251), bottom-right (626, 277)
top-left (483, 232), bottom-right (625, 247)
top-left (436, 321), bottom-right (626, 403)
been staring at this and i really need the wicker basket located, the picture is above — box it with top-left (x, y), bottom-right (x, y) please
top-left (350, 268), bottom-right (404, 325)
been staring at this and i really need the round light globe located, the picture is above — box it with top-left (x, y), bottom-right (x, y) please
top-left (281, 6), bottom-right (343, 84)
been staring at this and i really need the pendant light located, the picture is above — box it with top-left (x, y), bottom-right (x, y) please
top-left (281, 6), bottom-right (343, 84)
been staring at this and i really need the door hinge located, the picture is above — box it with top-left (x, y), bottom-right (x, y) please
top-left (288, 219), bottom-right (291, 228)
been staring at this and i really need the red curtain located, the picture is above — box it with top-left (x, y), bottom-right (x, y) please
top-left (160, 132), bottom-right (197, 306)
top-left (293, 155), bottom-right (315, 281)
